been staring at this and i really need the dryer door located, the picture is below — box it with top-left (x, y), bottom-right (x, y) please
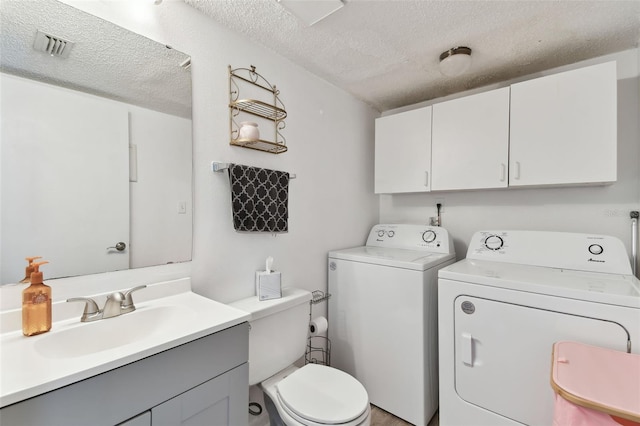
top-left (454, 296), bottom-right (629, 426)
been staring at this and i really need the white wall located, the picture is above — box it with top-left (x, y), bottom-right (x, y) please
top-left (380, 49), bottom-right (640, 274)
top-left (58, 0), bottom-right (379, 304)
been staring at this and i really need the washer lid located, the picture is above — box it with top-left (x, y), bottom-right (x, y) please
top-left (276, 364), bottom-right (369, 424)
top-left (329, 246), bottom-right (454, 270)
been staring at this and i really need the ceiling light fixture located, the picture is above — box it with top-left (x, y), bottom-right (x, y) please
top-left (439, 46), bottom-right (472, 77)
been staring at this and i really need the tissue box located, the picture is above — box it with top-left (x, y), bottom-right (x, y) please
top-left (255, 271), bottom-right (282, 301)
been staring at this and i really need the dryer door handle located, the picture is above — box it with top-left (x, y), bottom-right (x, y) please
top-left (461, 333), bottom-right (474, 366)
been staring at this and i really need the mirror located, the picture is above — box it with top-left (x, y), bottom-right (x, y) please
top-left (0, 0), bottom-right (193, 284)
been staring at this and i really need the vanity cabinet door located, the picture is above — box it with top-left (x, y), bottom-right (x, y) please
top-left (151, 363), bottom-right (248, 426)
top-left (509, 61), bottom-right (617, 186)
top-left (431, 87), bottom-right (510, 190)
top-left (375, 106), bottom-right (432, 194)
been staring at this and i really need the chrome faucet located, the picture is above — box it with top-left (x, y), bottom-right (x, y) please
top-left (102, 292), bottom-right (126, 319)
top-left (67, 285), bottom-right (147, 322)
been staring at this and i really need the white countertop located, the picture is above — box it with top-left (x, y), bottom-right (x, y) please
top-left (0, 281), bottom-right (250, 408)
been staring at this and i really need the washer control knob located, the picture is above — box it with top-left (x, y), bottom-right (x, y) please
top-left (388, 230), bottom-right (395, 238)
top-left (588, 244), bottom-right (604, 255)
top-left (377, 230), bottom-right (385, 237)
top-left (484, 235), bottom-right (504, 251)
top-left (422, 230), bottom-right (437, 243)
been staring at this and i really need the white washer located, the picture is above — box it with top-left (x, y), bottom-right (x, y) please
top-left (328, 224), bottom-right (456, 426)
top-left (438, 230), bottom-right (640, 426)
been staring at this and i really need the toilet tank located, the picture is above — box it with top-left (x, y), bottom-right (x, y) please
top-left (230, 287), bottom-right (312, 385)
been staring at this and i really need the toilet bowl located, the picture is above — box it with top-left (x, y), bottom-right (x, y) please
top-left (230, 288), bottom-right (371, 426)
top-left (262, 364), bottom-right (371, 426)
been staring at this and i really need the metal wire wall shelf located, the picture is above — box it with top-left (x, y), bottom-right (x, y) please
top-left (229, 65), bottom-right (287, 154)
top-left (311, 290), bottom-right (331, 304)
top-left (305, 290), bottom-right (331, 366)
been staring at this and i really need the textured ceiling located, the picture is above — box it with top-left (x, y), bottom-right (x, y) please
top-left (0, 0), bottom-right (192, 118)
top-left (184, 0), bottom-right (640, 112)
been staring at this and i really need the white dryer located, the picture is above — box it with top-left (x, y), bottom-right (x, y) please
top-left (438, 230), bottom-right (640, 426)
top-left (328, 224), bottom-right (456, 426)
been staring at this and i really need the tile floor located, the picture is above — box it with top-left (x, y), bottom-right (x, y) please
top-left (370, 405), bottom-right (439, 426)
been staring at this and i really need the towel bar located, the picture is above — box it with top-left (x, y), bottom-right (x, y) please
top-left (211, 161), bottom-right (296, 179)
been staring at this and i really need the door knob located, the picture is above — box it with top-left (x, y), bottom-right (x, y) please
top-left (107, 242), bottom-right (126, 251)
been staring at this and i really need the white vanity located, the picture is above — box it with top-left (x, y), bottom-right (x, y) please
top-left (0, 279), bottom-right (250, 425)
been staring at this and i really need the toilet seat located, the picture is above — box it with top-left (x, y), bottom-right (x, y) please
top-left (275, 364), bottom-right (370, 425)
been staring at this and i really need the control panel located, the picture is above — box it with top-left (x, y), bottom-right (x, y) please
top-left (366, 224), bottom-right (453, 254)
top-left (467, 230), bottom-right (632, 275)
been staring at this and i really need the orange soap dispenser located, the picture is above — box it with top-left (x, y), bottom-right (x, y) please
top-left (22, 261), bottom-right (51, 336)
top-left (19, 256), bottom-right (42, 283)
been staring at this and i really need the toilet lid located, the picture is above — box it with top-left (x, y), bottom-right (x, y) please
top-left (276, 364), bottom-right (369, 425)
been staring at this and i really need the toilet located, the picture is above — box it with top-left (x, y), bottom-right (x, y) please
top-left (230, 287), bottom-right (371, 426)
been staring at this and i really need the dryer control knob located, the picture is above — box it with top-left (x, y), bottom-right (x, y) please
top-left (388, 230), bottom-right (395, 238)
top-left (588, 244), bottom-right (604, 255)
top-left (484, 235), bottom-right (504, 251)
top-left (377, 230), bottom-right (385, 237)
top-left (422, 230), bottom-right (437, 243)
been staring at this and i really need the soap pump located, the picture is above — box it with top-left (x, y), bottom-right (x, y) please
top-left (22, 261), bottom-right (51, 336)
top-left (19, 256), bottom-right (42, 283)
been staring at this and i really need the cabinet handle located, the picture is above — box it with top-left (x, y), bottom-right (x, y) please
top-left (425, 171), bottom-right (429, 187)
top-left (500, 163), bottom-right (506, 182)
top-left (514, 161), bottom-right (521, 180)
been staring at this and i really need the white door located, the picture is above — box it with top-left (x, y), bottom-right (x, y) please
top-left (375, 106), bottom-right (432, 194)
top-left (509, 61), bottom-right (617, 186)
top-left (1, 74), bottom-right (129, 282)
top-left (431, 87), bottom-right (510, 190)
top-left (454, 295), bottom-right (629, 426)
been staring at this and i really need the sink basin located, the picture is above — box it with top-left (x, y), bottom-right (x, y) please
top-left (35, 305), bottom-right (194, 359)
top-left (1, 286), bottom-right (251, 408)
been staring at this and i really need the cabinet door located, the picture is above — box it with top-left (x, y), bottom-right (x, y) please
top-left (375, 106), bottom-right (432, 194)
top-left (152, 363), bottom-right (248, 426)
top-left (509, 61), bottom-right (617, 186)
top-left (431, 87), bottom-right (510, 190)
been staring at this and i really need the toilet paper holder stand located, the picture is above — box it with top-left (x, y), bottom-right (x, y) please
top-left (305, 290), bottom-right (331, 366)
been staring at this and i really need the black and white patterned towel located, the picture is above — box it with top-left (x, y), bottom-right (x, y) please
top-left (227, 164), bottom-right (289, 233)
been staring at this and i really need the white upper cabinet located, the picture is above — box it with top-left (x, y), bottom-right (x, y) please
top-left (375, 106), bottom-right (432, 194)
top-left (374, 61), bottom-right (617, 194)
top-left (431, 87), bottom-right (510, 191)
top-left (509, 61), bottom-right (617, 186)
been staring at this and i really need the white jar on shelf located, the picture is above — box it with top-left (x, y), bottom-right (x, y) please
top-left (239, 121), bottom-right (260, 141)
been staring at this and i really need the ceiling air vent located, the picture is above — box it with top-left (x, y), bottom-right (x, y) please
top-left (33, 30), bottom-right (74, 58)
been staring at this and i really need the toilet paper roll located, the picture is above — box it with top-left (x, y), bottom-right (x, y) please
top-left (309, 316), bottom-right (328, 336)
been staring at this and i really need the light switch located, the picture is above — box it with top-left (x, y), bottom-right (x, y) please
top-left (177, 201), bottom-right (187, 214)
